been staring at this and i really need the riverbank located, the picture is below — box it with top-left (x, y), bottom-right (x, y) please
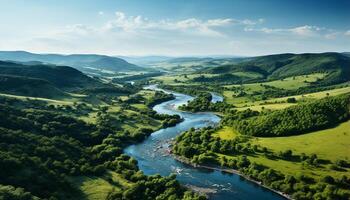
top-left (172, 154), bottom-right (293, 200)
top-left (125, 85), bottom-right (287, 200)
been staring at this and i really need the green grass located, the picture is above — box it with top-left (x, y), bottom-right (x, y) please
top-left (70, 171), bottom-right (132, 200)
top-left (153, 74), bottom-right (216, 85)
top-left (232, 71), bottom-right (264, 79)
top-left (132, 103), bottom-right (148, 110)
top-left (264, 73), bottom-right (326, 90)
top-left (213, 126), bottom-right (239, 140)
top-left (0, 92), bottom-right (76, 105)
top-left (235, 103), bottom-right (296, 111)
top-left (224, 86), bottom-right (350, 110)
top-left (246, 155), bottom-right (349, 179)
top-left (79, 112), bottom-right (98, 124)
top-left (251, 120), bottom-right (350, 162)
top-left (222, 73), bottom-right (329, 105)
top-left (214, 119), bottom-right (350, 180)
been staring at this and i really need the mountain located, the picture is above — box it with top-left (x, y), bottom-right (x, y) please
top-left (0, 51), bottom-right (145, 72)
top-left (118, 56), bottom-right (174, 65)
top-left (0, 60), bottom-right (103, 91)
top-left (201, 52), bottom-right (350, 85)
top-left (142, 56), bottom-right (244, 72)
top-left (343, 52), bottom-right (350, 57)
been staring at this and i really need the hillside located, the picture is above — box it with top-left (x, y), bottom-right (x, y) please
top-left (143, 56), bottom-right (245, 72)
top-left (201, 52), bottom-right (350, 85)
top-left (0, 75), bottom-right (67, 98)
top-left (0, 51), bottom-right (145, 72)
top-left (0, 61), bottom-right (103, 90)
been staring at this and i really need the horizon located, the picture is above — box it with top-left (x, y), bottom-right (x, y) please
top-left (0, 0), bottom-right (349, 56)
top-left (1, 49), bottom-right (348, 59)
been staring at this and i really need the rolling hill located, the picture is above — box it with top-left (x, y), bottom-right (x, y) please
top-left (143, 56), bottom-right (245, 72)
top-left (200, 52), bottom-right (350, 85)
top-left (0, 51), bottom-right (146, 72)
top-left (0, 75), bottom-right (67, 98)
top-left (0, 61), bottom-right (103, 92)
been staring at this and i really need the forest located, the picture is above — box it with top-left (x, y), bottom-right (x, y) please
top-left (231, 94), bottom-right (350, 136)
top-left (0, 89), bottom-right (201, 199)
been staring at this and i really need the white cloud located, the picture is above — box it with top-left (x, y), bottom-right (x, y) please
top-left (246, 25), bottom-right (325, 37)
top-left (100, 11), bottom-right (263, 37)
top-left (345, 30), bottom-right (350, 36)
top-left (289, 25), bottom-right (320, 36)
top-left (98, 11), bottom-right (104, 15)
top-left (4, 11), bottom-right (348, 56)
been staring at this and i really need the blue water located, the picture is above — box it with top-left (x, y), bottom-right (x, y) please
top-left (124, 85), bottom-right (285, 200)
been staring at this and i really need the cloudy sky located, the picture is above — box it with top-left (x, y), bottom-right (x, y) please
top-left (0, 0), bottom-right (349, 56)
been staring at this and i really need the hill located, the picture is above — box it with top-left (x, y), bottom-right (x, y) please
top-left (145, 56), bottom-right (245, 72)
top-left (0, 51), bottom-right (145, 72)
top-left (0, 75), bottom-right (67, 98)
top-left (201, 52), bottom-right (350, 85)
top-left (118, 56), bottom-right (174, 65)
top-left (0, 61), bottom-right (103, 91)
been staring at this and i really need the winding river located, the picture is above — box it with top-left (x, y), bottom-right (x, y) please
top-left (124, 85), bottom-right (285, 200)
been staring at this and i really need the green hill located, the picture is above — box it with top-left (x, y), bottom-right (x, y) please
top-left (0, 75), bottom-right (67, 98)
top-left (0, 61), bottom-right (103, 90)
top-left (202, 52), bottom-right (350, 85)
top-left (0, 51), bottom-right (145, 72)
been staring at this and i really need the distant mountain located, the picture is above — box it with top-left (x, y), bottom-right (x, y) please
top-left (201, 52), bottom-right (350, 85)
top-left (118, 56), bottom-right (174, 65)
top-left (0, 51), bottom-right (145, 72)
top-left (342, 52), bottom-right (350, 57)
top-left (0, 60), bottom-right (103, 91)
top-left (141, 56), bottom-right (244, 72)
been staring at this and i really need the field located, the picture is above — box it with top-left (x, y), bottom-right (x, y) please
top-left (153, 73), bottom-right (216, 85)
top-left (212, 126), bottom-right (239, 140)
top-left (251, 120), bottom-right (350, 162)
top-left (213, 119), bottom-right (350, 180)
top-left (70, 171), bottom-right (132, 200)
top-left (263, 73), bottom-right (326, 90)
top-left (223, 85), bottom-right (350, 110)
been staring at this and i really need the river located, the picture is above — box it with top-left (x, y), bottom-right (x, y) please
top-left (124, 85), bottom-right (285, 200)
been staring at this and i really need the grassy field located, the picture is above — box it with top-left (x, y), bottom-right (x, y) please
top-left (232, 71), bottom-right (264, 79)
top-left (235, 103), bottom-right (296, 111)
top-left (263, 73), bottom-right (326, 90)
top-left (0, 92), bottom-right (77, 105)
top-left (212, 126), bottom-right (239, 140)
top-left (223, 86), bottom-right (350, 110)
top-left (70, 171), bottom-right (132, 200)
top-left (251, 120), bottom-right (350, 162)
top-left (214, 120), bottom-right (350, 180)
top-left (153, 74), bottom-right (217, 85)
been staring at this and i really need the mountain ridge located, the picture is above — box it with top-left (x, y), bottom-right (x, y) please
top-left (0, 51), bottom-right (145, 72)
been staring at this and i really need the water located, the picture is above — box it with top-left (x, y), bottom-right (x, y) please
top-left (124, 85), bottom-right (285, 200)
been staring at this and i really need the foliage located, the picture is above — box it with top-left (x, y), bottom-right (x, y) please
top-left (233, 94), bottom-right (350, 136)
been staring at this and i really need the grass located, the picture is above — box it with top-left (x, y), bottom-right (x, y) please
top-left (224, 86), bottom-right (350, 110)
top-left (251, 120), bottom-right (350, 162)
top-left (246, 154), bottom-right (350, 179)
top-left (132, 103), bottom-right (148, 110)
top-left (70, 171), bottom-right (132, 200)
top-left (232, 71), bottom-right (264, 79)
top-left (153, 74), bottom-right (216, 85)
top-left (79, 112), bottom-right (98, 124)
top-left (213, 126), bottom-right (239, 140)
top-left (264, 73), bottom-right (326, 90)
top-left (215, 120), bottom-right (350, 180)
top-left (0, 93), bottom-right (74, 104)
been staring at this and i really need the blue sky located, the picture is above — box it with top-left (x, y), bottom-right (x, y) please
top-left (0, 0), bottom-right (349, 56)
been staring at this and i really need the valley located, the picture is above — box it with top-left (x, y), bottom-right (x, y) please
top-left (0, 51), bottom-right (349, 200)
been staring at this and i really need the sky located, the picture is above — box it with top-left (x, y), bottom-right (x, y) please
top-left (0, 0), bottom-right (349, 56)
